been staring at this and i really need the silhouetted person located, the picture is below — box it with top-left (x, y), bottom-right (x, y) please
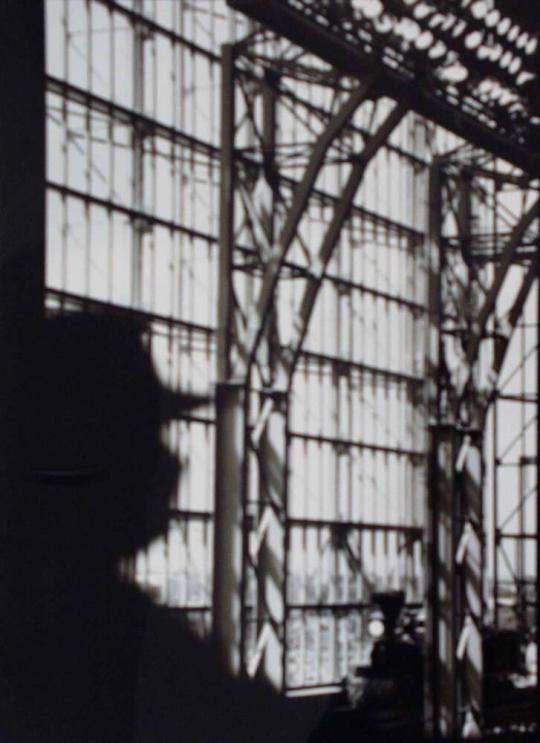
top-left (2, 313), bottom-right (298, 742)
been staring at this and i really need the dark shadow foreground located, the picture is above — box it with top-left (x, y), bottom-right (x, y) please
top-left (1, 314), bottom-right (299, 742)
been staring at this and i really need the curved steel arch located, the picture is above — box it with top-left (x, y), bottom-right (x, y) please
top-left (213, 40), bottom-right (410, 688)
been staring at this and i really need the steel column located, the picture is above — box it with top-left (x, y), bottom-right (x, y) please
top-left (251, 69), bottom-right (288, 689)
top-left (213, 382), bottom-right (248, 676)
top-left (537, 255), bottom-right (540, 729)
top-left (217, 43), bottom-right (236, 382)
top-left (427, 158), bottom-right (539, 737)
top-left (131, 0), bottom-right (148, 309)
top-left (426, 163), bottom-right (485, 737)
top-left (213, 44), bottom-right (246, 676)
top-left (425, 161), bottom-right (444, 737)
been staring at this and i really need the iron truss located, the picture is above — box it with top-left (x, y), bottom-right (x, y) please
top-left (427, 151), bottom-right (539, 736)
top-left (222, 0), bottom-right (539, 738)
top-left (213, 30), bottom-right (422, 691)
top-left (228, 0), bottom-right (540, 175)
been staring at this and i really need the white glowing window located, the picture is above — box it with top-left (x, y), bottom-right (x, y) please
top-left (516, 32), bottom-right (529, 51)
top-left (470, 1), bottom-right (488, 21)
top-left (496, 17), bottom-right (511, 37)
top-left (525, 37), bottom-right (538, 56)
top-left (507, 25), bottom-right (520, 44)
top-left (500, 51), bottom-right (512, 70)
top-left (508, 57), bottom-right (522, 76)
top-left (428, 40), bottom-right (447, 60)
top-left (395, 18), bottom-right (421, 43)
top-left (489, 43), bottom-right (503, 63)
top-left (415, 30), bottom-right (434, 51)
top-left (360, 0), bottom-right (383, 21)
top-left (465, 30), bottom-right (483, 50)
top-left (373, 15), bottom-right (393, 34)
top-left (439, 62), bottom-right (469, 84)
top-left (485, 9), bottom-right (501, 28)
top-left (413, 3), bottom-right (432, 21)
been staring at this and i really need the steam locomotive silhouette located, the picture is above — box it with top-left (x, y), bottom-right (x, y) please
top-left (308, 590), bottom-right (537, 741)
top-left (309, 591), bottom-right (423, 742)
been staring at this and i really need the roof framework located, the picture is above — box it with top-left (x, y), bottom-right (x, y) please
top-left (218, 1), bottom-right (540, 736)
top-left (1, 0), bottom-right (538, 739)
top-left (229, 0), bottom-right (540, 174)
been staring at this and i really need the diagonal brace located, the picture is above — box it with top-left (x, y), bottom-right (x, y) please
top-left (459, 197), bottom-right (540, 394)
top-left (246, 74), bottom-right (380, 369)
top-left (284, 101), bottom-right (409, 383)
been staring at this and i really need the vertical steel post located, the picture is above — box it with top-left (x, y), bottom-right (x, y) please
top-left (492, 394), bottom-right (499, 629)
top-left (427, 163), bottom-right (492, 737)
top-left (213, 382), bottom-right (247, 676)
top-left (458, 431), bottom-right (484, 731)
top-left (430, 416), bottom-right (463, 737)
top-left (213, 44), bottom-right (247, 677)
top-left (425, 161), bottom-right (446, 737)
top-left (217, 44), bottom-right (235, 382)
top-left (535, 247), bottom-right (540, 728)
top-left (426, 164), bottom-right (484, 737)
top-left (256, 69), bottom-right (288, 690)
top-left (456, 172), bottom-right (484, 733)
top-left (491, 176), bottom-right (499, 631)
top-left (256, 395), bottom-right (288, 689)
top-left (131, 0), bottom-right (146, 309)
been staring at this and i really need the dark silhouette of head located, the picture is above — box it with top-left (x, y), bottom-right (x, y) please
top-left (2, 311), bottom-right (304, 743)
top-left (3, 312), bottom-right (187, 741)
top-left (20, 312), bottom-right (180, 572)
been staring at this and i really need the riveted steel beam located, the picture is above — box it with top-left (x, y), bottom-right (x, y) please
top-left (228, 0), bottom-right (540, 176)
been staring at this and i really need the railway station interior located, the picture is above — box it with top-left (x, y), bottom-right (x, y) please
top-left (1, 0), bottom-right (539, 740)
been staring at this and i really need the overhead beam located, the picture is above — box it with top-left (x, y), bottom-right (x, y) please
top-left (228, 0), bottom-right (540, 176)
top-left (217, 43), bottom-right (236, 381)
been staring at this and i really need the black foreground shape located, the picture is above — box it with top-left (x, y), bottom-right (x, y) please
top-left (1, 313), bottom-right (300, 743)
